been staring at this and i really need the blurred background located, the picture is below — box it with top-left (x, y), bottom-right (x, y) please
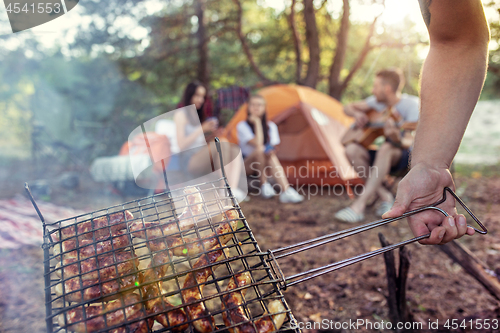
top-left (0, 0), bottom-right (498, 200)
top-left (0, 1), bottom-right (500, 332)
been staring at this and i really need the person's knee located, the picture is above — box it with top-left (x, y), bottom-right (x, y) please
top-left (345, 143), bottom-right (363, 160)
top-left (265, 150), bottom-right (277, 161)
top-left (255, 145), bottom-right (265, 154)
top-left (377, 142), bottom-right (394, 156)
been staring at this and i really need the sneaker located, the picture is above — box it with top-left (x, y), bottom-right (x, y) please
top-left (279, 187), bottom-right (304, 204)
top-left (375, 200), bottom-right (393, 218)
top-left (334, 207), bottom-right (365, 223)
top-left (260, 182), bottom-right (276, 199)
top-left (233, 188), bottom-right (249, 202)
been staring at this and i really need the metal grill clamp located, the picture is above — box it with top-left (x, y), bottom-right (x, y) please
top-left (24, 137), bottom-right (488, 333)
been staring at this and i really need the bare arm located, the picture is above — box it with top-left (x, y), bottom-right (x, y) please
top-left (344, 100), bottom-right (372, 127)
top-left (343, 100), bottom-right (371, 117)
top-left (174, 112), bottom-right (204, 151)
top-left (412, 0), bottom-right (490, 168)
top-left (247, 117), bottom-right (265, 149)
top-left (383, 0), bottom-right (490, 245)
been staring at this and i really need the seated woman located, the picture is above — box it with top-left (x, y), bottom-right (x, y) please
top-left (237, 94), bottom-right (304, 203)
top-left (174, 81), bottom-right (246, 201)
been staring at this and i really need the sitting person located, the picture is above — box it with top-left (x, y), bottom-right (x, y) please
top-left (335, 68), bottom-right (419, 222)
top-left (174, 81), bottom-right (246, 201)
top-left (237, 94), bottom-right (304, 203)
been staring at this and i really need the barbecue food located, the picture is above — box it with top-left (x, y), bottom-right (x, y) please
top-left (55, 251), bottom-right (139, 281)
top-left (58, 211), bottom-right (132, 241)
top-left (139, 264), bottom-right (188, 332)
top-left (132, 208), bottom-right (239, 332)
top-left (46, 183), bottom-right (293, 333)
top-left (53, 231), bottom-right (131, 259)
top-left (128, 187), bottom-right (204, 240)
top-left (182, 248), bottom-right (227, 333)
top-left (128, 217), bottom-right (196, 241)
top-left (222, 272), bottom-right (286, 333)
top-left (183, 186), bottom-right (204, 217)
top-left (54, 273), bottom-right (138, 303)
top-left (57, 293), bottom-right (150, 333)
top-left (146, 209), bottom-right (240, 255)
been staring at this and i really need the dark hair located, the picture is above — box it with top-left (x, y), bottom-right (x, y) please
top-left (376, 68), bottom-right (405, 93)
top-left (182, 81), bottom-right (206, 123)
top-left (246, 94), bottom-right (270, 145)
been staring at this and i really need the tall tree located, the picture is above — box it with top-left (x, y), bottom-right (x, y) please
top-left (66, 0), bottom-right (426, 103)
top-left (288, 0), bottom-right (302, 83)
top-left (302, 0), bottom-right (320, 88)
top-left (232, 0), bottom-right (273, 85)
top-left (195, 0), bottom-right (210, 85)
top-left (328, 0), bottom-right (350, 98)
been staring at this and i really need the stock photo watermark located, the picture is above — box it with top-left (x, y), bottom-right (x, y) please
top-left (290, 318), bottom-right (500, 331)
top-left (290, 318), bottom-right (424, 331)
top-left (3, 0), bottom-right (79, 32)
top-left (248, 161), bottom-right (377, 199)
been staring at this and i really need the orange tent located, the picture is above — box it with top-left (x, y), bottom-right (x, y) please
top-left (224, 84), bottom-right (362, 187)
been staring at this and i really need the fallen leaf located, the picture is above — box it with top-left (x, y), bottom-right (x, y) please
top-left (309, 312), bottom-right (322, 322)
top-left (364, 291), bottom-right (384, 302)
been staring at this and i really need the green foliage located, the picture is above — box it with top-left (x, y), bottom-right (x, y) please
top-left (1, 0), bottom-right (498, 169)
top-left (0, 48), bottom-right (161, 165)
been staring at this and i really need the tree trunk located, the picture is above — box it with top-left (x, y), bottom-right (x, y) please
top-left (195, 0), bottom-right (209, 85)
top-left (328, 0), bottom-right (350, 99)
top-left (288, 0), bottom-right (302, 84)
top-left (302, 0), bottom-right (320, 88)
top-left (232, 0), bottom-right (273, 85)
top-left (330, 16), bottom-right (379, 100)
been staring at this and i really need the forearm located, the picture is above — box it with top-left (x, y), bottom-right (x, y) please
top-left (250, 122), bottom-right (265, 148)
top-left (411, 43), bottom-right (488, 168)
top-left (178, 128), bottom-right (204, 150)
top-left (343, 104), bottom-right (357, 117)
top-left (176, 120), bottom-right (204, 151)
top-left (412, 0), bottom-right (489, 169)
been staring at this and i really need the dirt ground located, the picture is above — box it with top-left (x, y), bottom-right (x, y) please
top-left (1, 171), bottom-right (499, 333)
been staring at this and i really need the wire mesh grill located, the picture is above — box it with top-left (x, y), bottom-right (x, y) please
top-left (31, 136), bottom-right (488, 333)
top-left (37, 177), bottom-right (299, 333)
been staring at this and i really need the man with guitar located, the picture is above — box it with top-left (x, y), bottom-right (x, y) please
top-left (339, 0), bottom-right (490, 246)
top-left (335, 69), bottom-right (418, 223)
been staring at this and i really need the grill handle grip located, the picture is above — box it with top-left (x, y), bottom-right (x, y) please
top-left (266, 187), bottom-right (487, 290)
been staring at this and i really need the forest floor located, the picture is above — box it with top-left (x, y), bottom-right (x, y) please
top-left (1, 162), bottom-right (499, 333)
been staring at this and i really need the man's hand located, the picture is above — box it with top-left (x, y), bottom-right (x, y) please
top-left (353, 110), bottom-right (368, 128)
top-left (383, 118), bottom-right (401, 143)
top-left (382, 162), bottom-right (474, 244)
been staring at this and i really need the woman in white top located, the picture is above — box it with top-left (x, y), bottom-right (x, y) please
top-left (174, 81), bottom-right (246, 201)
top-left (237, 95), bottom-right (304, 203)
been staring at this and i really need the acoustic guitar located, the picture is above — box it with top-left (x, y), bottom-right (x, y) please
top-left (341, 108), bottom-right (417, 148)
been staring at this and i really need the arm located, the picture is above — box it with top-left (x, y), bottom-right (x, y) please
top-left (246, 118), bottom-right (265, 149)
top-left (383, 0), bottom-right (490, 245)
top-left (174, 112), bottom-right (208, 151)
top-left (344, 101), bottom-right (372, 127)
top-left (413, 0), bottom-right (490, 169)
top-left (343, 100), bottom-right (371, 117)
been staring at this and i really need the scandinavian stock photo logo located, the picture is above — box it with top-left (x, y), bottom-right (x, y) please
top-left (3, 0), bottom-right (79, 32)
